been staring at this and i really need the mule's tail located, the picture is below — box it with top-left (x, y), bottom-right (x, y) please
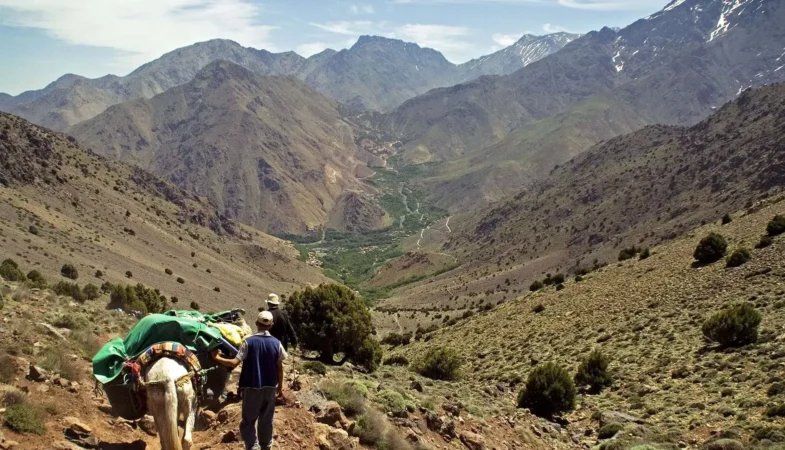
top-left (150, 379), bottom-right (182, 450)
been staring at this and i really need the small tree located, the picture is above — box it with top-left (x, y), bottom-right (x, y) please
top-left (702, 303), bottom-right (761, 348)
top-left (190, 301), bottom-right (200, 311)
top-left (618, 247), bottom-right (640, 261)
top-left (94, 270), bottom-right (103, 278)
top-left (286, 284), bottom-right (374, 365)
top-left (25, 270), bottom-right (47, 289)
top-left (52, 281), bottom-right (85, 302)
top-left (350, 337), bottom-right (383, 373)
top-left (726, 248), bottom-right (751, 268)
top-left (125, 271), bottom-right (133, 278)
top-left (0, 259), bottom-right (25, 282)
top-left (693, 233), bottom-right (728, 264)
top-left (413, 347), bottom-right (462, 381)
top-left (530, 280), bottom-right (544, 292)
top-left (60, 263), bottom-right (78, 280)
top-left (721, 214), bottom-right (733, 225)
top-left (639, 248), bottom-right (651, 260)
top-left (518, 362), bottom-right (576, 417)
top-left (767, 215), bottom-right (785, 237)
top-left (83, 283), bottom-right (100, 300)
top-left (575, 350), bottom-right (612, 393)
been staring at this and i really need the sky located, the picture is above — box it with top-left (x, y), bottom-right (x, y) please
top-left (0, 0), bottom-right (672, 95)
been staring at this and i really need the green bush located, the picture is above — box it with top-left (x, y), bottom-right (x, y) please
top-left (693, 233), bottom-right (728, 264)
top-left (0, 258), bottom-right (25, 282)
top-left (704, 439), bottom-right (744, 450)
top-left (25, 270), bottom-right (47, 289)
top-left (354, 409), bottom-right (387, 446)
top-left (598, 422), bottom-right (624, 439)
top-left (110, 283), bottom-right (166, 315)
top-left (165, 268), bottom-right (173, 275)
top-left (52, 281), bottom-right (85, 302)
top-left (618, 246), bottom-right (641, 261)
top-left (532, 304), bottom-right (545, 313)
top-left (83, 283), bottom-right (100, 300)
top-left (517, 362), bottom-right (576, 417)
top-left (702, 303), bottom-right (761, 347)
top-left (383, 355), bottom-right (410, 367)
top-left (756, 235), bottom-right (774, 249)
top-left (302, 361), bottom-right (328, 375)
top-left (754, 426), bottom-right (785, 442)
top-left (768, 215), bottom-right (785, 237)
top-left (60, 263), bottom-right (78, 280)
top-left (726, 248), bottom-right (751, 268)
top-left (768, 383), bottom-right (785, 397)
top-left (285, 284), bottom-right (374, 366)
top-left (3, 403), bottom-right (45, 435)
top-left (413, 347), bottom-right (462, 381)
top-left (319, 381), bottom-right (367, 416)
top-left (575, 350), bottom-right (612, 393)
top-left (190, 301), bottom-right (200, 310)
top-left (722, 214), bottom-right (733, 225)
top-left (53, 315), bottom-right (89, 330)
top-left (639, 248), bottom-right (651, 260)
top-left (28, 225), bottom-right (39, 235)
top-left (766, 404), bottom-right (785, 418)
top-left (0, 354), bottom-right (16, 383)
top-left (529, 280), bottom-right (544, 292)
top-left (375, 389), bottom-right (409, 417)
top-left (94, 270), bottom-right (103, 278)
top-left (381, 332), bottom-right (412, 347)
top-left (351, 337), bottom-right (383, 373)
top-left (177, 277), bottom-right (185, 284)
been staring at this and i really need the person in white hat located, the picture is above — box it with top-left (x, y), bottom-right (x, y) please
top-left (266, 293), bottom-right (298, 351)
top-left (212, 311), bottom-right (287, 450)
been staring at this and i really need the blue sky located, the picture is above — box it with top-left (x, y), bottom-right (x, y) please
top-left (0, 0), bottom-right (671, 95)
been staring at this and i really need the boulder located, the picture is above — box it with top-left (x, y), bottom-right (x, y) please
top-left (314, 423), bottom-right (355, 450)
top-left (0, 440), bottom-right (19, 449)
top-left (424, 412), bottom-right (444, 432)
top-left (443, 403), bottom-right (461, 417)
top-left (217, 409), bottom-right (230, 424)
top-left (39, 323), bottom-right (69, 341)
top-left (599, 411), bottom-right (645, 426)
top-left (51, 442), bottom-right (82, 450)
top-left (27, 364), bottom-right (47, 382)
top-left (316, 402), bottom-right (351, 429)
top-left (460, 431), bottom-right (487, 450)
top-left (138, 415), bottom-right (158, 436)
top-left (199, 410), bottom-right (217, 427)
top-left (63, 416), bottom-right (92, 434)
top-left (222, 430), bottom-right (240, 443)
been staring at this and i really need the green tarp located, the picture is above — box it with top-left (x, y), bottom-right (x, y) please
top-left (92, 311), bottom-right (225, 384)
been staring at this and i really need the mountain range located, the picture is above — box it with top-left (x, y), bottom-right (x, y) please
top-left (382, 0), bottom-right (785, 209)
top-left (0, 32), bottom-right (577, 131)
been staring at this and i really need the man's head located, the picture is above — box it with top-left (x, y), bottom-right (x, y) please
top-left (256, 311), bottom-right (274, 331)
top-left (267, 293), bottom-right (280, 309)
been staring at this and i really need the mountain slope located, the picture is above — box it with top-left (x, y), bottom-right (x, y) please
top-left (70, 60), bottom-right (370, 235)
top-left (383, 0), bottom-right (785, 181)
top-left (458, 32), bottom-right (580, 82)
top-left (0, 111), bottom-right (326, 311)
top-left (379, 82), bottom-right (785, 315)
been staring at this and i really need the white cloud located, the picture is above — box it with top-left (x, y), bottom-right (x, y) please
top-left (0, 0), bottom-right (277, 71)
top-left (542, 23), bottom-right (571, 33)
top-left (492, 32), bottom-right (523, 47)
top-left (349, 3), bottom-right (375, 14)
top-left (297, 42), bottom-right (332, 58)
top-left (310, 21), bottom-right (378, 36)
top-left (392, 0), bottom-right (668, 10)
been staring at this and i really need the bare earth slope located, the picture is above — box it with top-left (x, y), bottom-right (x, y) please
top-left (70, 60), bottom-right (370, 235)
top-left (0, 111), bottom-right (326, 312)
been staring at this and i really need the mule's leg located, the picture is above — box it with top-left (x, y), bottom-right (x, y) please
top-left (179, 383), bottom-right (197, 450)
top-left (149, 380), bottom-right (183, 450)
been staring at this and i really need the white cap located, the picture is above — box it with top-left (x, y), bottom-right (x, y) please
top-left (256, 311), bottom-right (274, 326)
top-left (267, 293), bottom-right (280, 305)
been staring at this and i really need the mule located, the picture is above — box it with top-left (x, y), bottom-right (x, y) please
top-left (144, 357), bottom-right (198, 450)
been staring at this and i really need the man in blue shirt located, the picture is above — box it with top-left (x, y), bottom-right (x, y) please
top-left (212, 311), bottom-right (287, 450)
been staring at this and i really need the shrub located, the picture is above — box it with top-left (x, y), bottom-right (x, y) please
top-left (517, 362), bottom-right (576, 417)
top-left (0, 354), bottom-right (16, 383)
top-left (28, 225), bottom-right (39, 235)
top-left (170, 296), bottom-right (179, 304)
top-left (693, 233), bottom-right (728, 264)
top-left (94, 270), bottom-right (103, 278)
top-left (354, 409), bottom-right (387, 446)
top-left (768, 383), bottom-right (785, 397)
top-left (383, 355), bottom-right (410, 367)
top-left (575, 350), bottom-right (612, 393)
top-left (598, 422), bottom-right (624, 439)
top-left (529, 280), bottom-right (544, 292)
top-left (551, 273), bottom-right (565, 284)
top-left (110, 283), bottom-right (166, 315)
top-left (60, 263), bottom-right (78, 280)
top-left (766, 404), bottom-right (785, 418)
top-left (213, 287), bottom-right (220, 292)
top-left (52, 281), bottom-right (85, 302)
top-left (381, 332), bottom-right (412, 347)
top-left (190, 301), bottom-right (200, 311)
top-left (0, 258), bottom-right (25, 281)
top-left (618, 246), bottom-right (641, 261)
top-left (639, 248), bottom-right (651, 260)
top-left (4, 403), bottom-right (45, 435)
top-left (705, 439), bottom-right (744, 450)
top-left (177, 277), bottom-right (185, 284)
top-left (702, 303), bottom-right (761, 347)
top-left (302, 361), bottom-right (327, 375)
top-left (575, 275), bottom-right (585, 282)
top-left (70, 330), bottom-right (102, 358)
top-left (53, 315), bottom-right (89, 330)
top-left (165, 268), bottom-right (173, 275)
top-left (768, 215), bottom-right (785, 237)
top-left (319, 381), bottom-right (366, 416)
top-left (726, 248), bottom-right (751, 268)
top-left (351, 337), bottom-right (383, 373)
top-left (532, 304), bottom-right (545, 313)
top-left (125, 271), bottom-right (133, 278)
top-left (756, 235), bottom-right (774, 249)
top-left (285, 284), bottom-right (374, 366)
top-left (25, 270), bottom-right (47, 289)
top-left (375, 389), bottom-right (409, 417)
top-left (722, 214), bottom-right (733, 225)
top-left (413, 347), bottom-right (462, 381)
top-left (39, 347), bottom-right (81, 381)
top-left (82, 283), bottom-right (100, 300)
top-left (1, 389), bottom-right (27, 406)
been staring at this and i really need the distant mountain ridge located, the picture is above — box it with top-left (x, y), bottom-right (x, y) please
top-left (69, 60), bottom-right (375, 235)
top-left (0, 33), bottom-right (575, 130)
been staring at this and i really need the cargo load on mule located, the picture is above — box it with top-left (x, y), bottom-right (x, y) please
top-left (92, 309), bottom-right (251, 420)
